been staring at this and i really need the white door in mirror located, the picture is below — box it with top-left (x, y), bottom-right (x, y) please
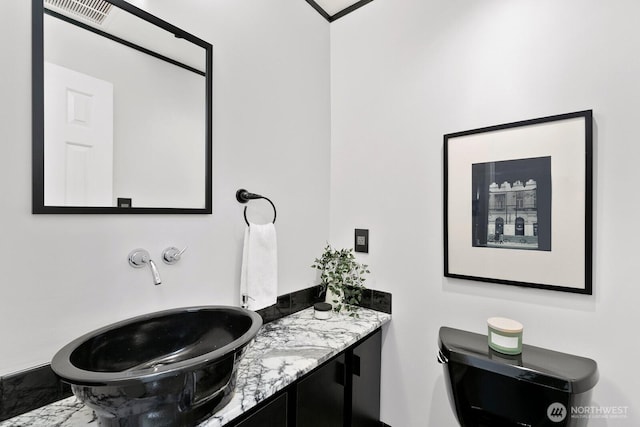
top-left (44, 62), bottom-right (114, 206)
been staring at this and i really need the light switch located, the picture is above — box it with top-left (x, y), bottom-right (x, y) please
top-left (354, 229), bottom-right (369, 253)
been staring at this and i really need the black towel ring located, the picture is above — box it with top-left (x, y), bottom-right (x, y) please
top-left (236, 189), bottom-right (277, 226)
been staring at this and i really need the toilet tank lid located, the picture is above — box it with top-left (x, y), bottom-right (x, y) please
top-left (438, 327), bottom-right (599, 394)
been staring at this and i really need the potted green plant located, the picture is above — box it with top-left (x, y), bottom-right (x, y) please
top-left (311, 244), bottom-right (370, 315)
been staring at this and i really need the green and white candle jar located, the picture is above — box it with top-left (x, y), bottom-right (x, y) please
top-left (487, 317), bottom-right (523, 355)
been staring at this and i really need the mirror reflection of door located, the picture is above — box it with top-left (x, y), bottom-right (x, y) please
top-left (515, 217), bottom-right (525, 236)
top-left (44, 62), bottom-right (114, 206)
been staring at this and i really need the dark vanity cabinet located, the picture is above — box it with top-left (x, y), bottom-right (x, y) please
top-left (297, 353), bottom-right (346, 426)
top-left (229, 328), bottom-right (382, 427)
top-left (350, 328), bottom-right (382, 427)
top-left (235, 393), bottom-right (288, 427)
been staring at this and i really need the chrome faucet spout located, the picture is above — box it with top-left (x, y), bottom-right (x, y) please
top-left (148, 259), bottom-right (162, 285)
top-left (128, 249), bottom-right (163, 285)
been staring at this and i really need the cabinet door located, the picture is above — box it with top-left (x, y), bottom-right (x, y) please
top-left (351, 329), bottom-right (382, 427)
top-left (235, 393), bottom-right (288, 427)
top-left (296, 354), bottom-right (346, 427)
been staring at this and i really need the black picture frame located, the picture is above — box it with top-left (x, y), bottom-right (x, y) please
top-left (444, 110), bottom-right (593, 294)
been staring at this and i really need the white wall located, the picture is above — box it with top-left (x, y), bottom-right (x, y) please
top-left (0, 0), bottom-right (330, 375)
top-left (330, 0), bottom-right (640, 425)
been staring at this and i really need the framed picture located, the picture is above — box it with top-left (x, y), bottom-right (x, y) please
top-left (444, 110), bottom-right (593, 294)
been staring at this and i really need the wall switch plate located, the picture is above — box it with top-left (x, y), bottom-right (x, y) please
top-left (354, 229), bottom-right (369, 253)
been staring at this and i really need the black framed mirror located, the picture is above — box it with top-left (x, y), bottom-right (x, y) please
top-left (32, 0), bottom-right (212, 213)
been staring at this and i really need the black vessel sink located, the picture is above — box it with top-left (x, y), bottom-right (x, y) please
top-left (51, 306), bottom-right (262, 426)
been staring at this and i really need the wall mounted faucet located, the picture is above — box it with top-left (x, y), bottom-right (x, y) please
top-left (128, 249), bottom-right (162, 285)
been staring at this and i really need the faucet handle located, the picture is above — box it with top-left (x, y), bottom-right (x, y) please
top-left (128, 249), bottom-right (151, 267)
top-left (162, 246), bottom-right (187, 265)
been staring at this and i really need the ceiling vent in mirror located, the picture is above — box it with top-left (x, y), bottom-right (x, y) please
top-left (44, 0), bottom-right (113, 25)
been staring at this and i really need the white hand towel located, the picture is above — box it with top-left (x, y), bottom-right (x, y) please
top-left (240, 222), bottom-right (278, 311)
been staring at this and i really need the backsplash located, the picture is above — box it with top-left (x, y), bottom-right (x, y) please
top-left (0, 365), bottom-right (72, 422)
top-left (257, 284), bottom-right (392, 323)
top-left (0, 285), bottom-right (391, 421)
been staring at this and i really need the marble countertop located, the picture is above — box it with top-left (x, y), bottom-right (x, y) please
top-left (0, 306), bottom-right (391, 427)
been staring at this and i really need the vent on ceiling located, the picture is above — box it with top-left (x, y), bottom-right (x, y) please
top-left (44, 0), bottom-right (113, 25)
